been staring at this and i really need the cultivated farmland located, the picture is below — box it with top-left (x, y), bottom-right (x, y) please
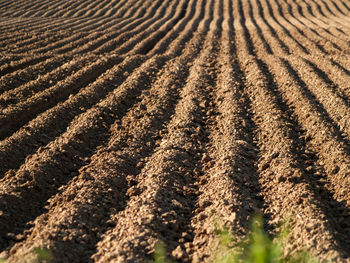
top-left (0, 0), bottom-right (350, 262)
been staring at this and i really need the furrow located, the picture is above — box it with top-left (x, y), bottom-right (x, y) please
top-left (234, 0), bottom-right (348, 260)
top-left (3, 4), bottom-right (141, 52)
top-left (0, 55), bottom-right (143, 179)
top-left (242, 0), bottom-right (274, 55)
top-left (13, 0), bottom-right (62, 17)
top-left (58, 1), bottom-right (104, 18)
top-left (158, 0), bottom-right (212, 59)
top-left (93, 0), bottom-right (175, 55)
top-left (86, 0), bottom-right (124, 18)
top-left (6, 31), bottom-right (204, 263)
top-left (58, 0), bottom-right (137, 32)
top-left (287, 56), bottom-right (350, 138)
top-left (91, 2), bottom-right (217, 262)
top-left (265, 0), bottom-right (330, 57)
top-left (130, 0), bottom-right (189, 55)
top-left (309, 0), bottom-right (350, 25)
top-left (0, 1), bottom-right (43, 17)
top-left (327, 0), bottom-right (348, 16)
top-left (297, 0), bottom-right (350, 37)
top-left (189, 0), bottom-right (262, 261)
top-left (263, 0), bottom-right (332, 55)
top-left (0, 54), bottom-right (86, 107)
top-left (72, 0), bottom-right (141, 32)
top-left (0, 55), bottom-right (50, 78)
top-left (258, 54), bottom-right (350, 259)
top-left (265, 56), bottom-right (350, 206)
top-left (0, 55), bottom-right (70, 96)
top-left (0, 56), bottom-right (119, 140)
top-left (149, 0), bottom-right (204, 56)
top-left (43, 1), bottom-right (86, 18)
top-left (2, 28), bottom-right (86, 54)
top-left (14, 0), bottom-right (69, 18)
top-left (0, 18), bottom-right (64, 35)
top-left (0, 54), bottom-right (169, 254)
top-left (65, 0), bottom-right (167, 55)
top-left (269, 0), bottom-right (348, 55)
top-left (0, 30), bottom-right (66, 52)
top-left (253, 0), bottom-right (295, 54)
top-left (26, 32), bottom-right (90, 55)
top-left (0, 1), bottom-right (15, 10)
top-left (61, 0), bottom-right (104, 18)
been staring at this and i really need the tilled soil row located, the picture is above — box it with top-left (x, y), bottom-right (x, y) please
top-left (1, 0), bottom-right (350, 262)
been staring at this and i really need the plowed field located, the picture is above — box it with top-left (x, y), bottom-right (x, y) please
top-left (1, 0), bottom-right (350, 262)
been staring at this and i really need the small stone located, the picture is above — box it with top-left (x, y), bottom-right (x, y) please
top-left (201, 153), bottom-right (211, 162)
top-left (126, 186), bottom-right (141, 197)
top-left (331, 165), bottom-right (340, 174)
top-left (15, 234), bottom-right (24, 241)
top-left (259, 162), bottom-right (269, 171)
top-left (172, 245), bottom-right (187, 260)
top-left (306, 165), bottom-right (314, 173)
top-left (199, 177), bottom-right (207, 185)
top-left (228, 212), bottom-right (237, 222)
top-left (199, 101), bottom-right (207, 108)
top-left (271, 152), bottom-right (279, 159)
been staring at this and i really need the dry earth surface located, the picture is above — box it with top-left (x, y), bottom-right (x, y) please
top-left (0, 0), bottom-right (350, 262)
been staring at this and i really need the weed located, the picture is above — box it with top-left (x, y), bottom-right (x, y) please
top-left (150, 214), bottom-right (319, 263)
top-left (150, 242), bottom-right (172, 263)
top-left (0, 247), bottom-right (52, 263)
top-left (214, 214), bottom-right (319, 263)
top-left (214, 215), bottom-right (283, 263)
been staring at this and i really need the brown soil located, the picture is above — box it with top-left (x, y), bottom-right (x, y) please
top-left (1, 0), bottom-right (350, 262)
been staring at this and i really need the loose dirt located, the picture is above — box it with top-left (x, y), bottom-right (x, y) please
top-left (1, 0), bottom-right (350, 262)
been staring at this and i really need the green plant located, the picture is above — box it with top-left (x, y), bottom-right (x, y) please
top-left (214, 214), bottom-right (319, 263)
top-left (0, 247), bottom-right (52, 263)
top-left (32, 247), bottom-right (53, 263)
top-left (150, 242), bottom-right (172, 263)
top-left (140, 214), bottom-right (320, 263)
top-left (214, 214), bottom-right (282, 263)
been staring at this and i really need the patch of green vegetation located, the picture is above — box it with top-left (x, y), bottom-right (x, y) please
top-left (150, 214), bottom-right (319, 263)
top-left (214, 214), bottom-right (318, 263)
top-left (32, 247), bottom-right (53, 263)
top-left (0, 247), bottom-right (52, 263)
top-left (150, 242), bottom-right (172, 263)
top-left (214, 215), bottom-right (283, 263)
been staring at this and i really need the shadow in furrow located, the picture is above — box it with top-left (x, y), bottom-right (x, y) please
top-left (296, 145), bottom-right (350, 258)
top-left (290, 0), bottom-right (318, 26)
top-left (330, 0), bottom-right (345, 15)
top-left (255, 0), bottom-right (290, 54)
top-left (246, 0), bottom-right (273, 54)
top-left (238, 0), bottom-right (255, 55)
top-left (254, 57), bottom-right (350, 256)
top-left (0, 58), bottom-right (119, 141)
top-left (302, 58), bottom-right (350, 108)
top-left (340, 0), bottom-right (350, 11)
top-left (330, 59), bottom-right (350, 77)
top-left (0, 56), bottom-right (143, 179)
top-left (226, 0), bottom-right (266, 229)
top-left (138, 0), bottom-right (189, 55)
top-left (0, 56), bottom-right (168, 252)
top-left (280, 58), bottom-right (350, 153)
top-left (0, 56), bottom-right (49, 78)
top-left (266, 0), bottom-right (314, 54)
